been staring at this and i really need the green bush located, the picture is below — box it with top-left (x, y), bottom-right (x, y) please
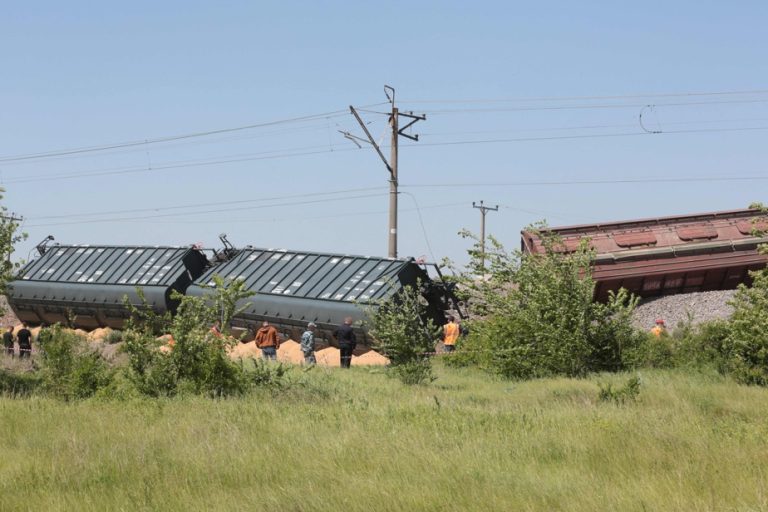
top-left (39, 325), bottom-right (113, 400)
top-left (122, 276), bottom-right (255, 397)
top-left (719, 271), bottom-right (768, 385)
top-left (367, 282), bottom-right (438, 385)
top-left (0, 368), bottom-right (42, 397)
top-left (390, 359), bottom-right (436, 385)
top-left (598, 376), bottom-right (641, 404)
top-left (105, 329), bottom-right (124, 344)
top-left (456, 227), bottom-right (644, 380)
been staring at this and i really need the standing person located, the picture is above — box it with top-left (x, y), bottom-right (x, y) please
top-left (210, 319), bottom-right (223, 338)
top-left (335, 317), bottom-right (356, 369)
top-left (650, 319), bottom-right (667, 337)
top-left (300, 322), bottom-right (317, 365)
top-left (16, 324), bottom-right (32, 359)
top-left (255, 320), bottom-right (280, 361)
top-left (442, 315), bottom-right (460, 353)
top-left (2, 326), bottom-right (14, 357)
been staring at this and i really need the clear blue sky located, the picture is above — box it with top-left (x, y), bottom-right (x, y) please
top-left (2, 1), bottom-right (767, 266)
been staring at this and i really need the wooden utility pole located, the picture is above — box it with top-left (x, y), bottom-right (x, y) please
top-left (343, 86), bottom-right (425, 258)
top-left (472, 200), bottom-right (498, 271)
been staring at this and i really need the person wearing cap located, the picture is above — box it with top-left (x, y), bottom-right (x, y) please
top-left (301, 322), bottom-right (317, 365)
top-left (650, 319), bottom-right (667, 337)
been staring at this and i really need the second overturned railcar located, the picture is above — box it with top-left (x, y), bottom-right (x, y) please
top-left (187, 247), bottom-right (453, 343)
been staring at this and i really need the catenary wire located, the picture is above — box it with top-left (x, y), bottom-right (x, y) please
top-left (0, 103), bottom-right (387, 163)
top-left (23, 192), bottom-right (389, 227)
top-left (27, 186), bottom-right (389, 220)
top-left (398, 88), bottom-right (768, 104)
top-left (6, 124), bottom-right (768, 186)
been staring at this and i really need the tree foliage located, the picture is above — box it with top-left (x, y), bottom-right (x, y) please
top-left (0, 188), bottom-right (27, 294)
top-left (454, 225), bottom-right (644, 379)
top-left (367, 282), bottom-right (437, 385)
top-left (122, 276), bottom-right (256, 397)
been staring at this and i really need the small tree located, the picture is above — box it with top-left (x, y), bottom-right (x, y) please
top-left (0, 188), bottom-right (27, 295)
top-left (367, 283), bottom-right (437, 385)
top-left (456, 224), bottom-right (643, 379)
top-left (122, 276), bottom-right (256, 397)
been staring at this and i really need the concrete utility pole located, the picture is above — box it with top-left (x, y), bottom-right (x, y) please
top-left (342, 86), bottom-right (425, 259)
top-left (472, 200), bottom-right (498, 271)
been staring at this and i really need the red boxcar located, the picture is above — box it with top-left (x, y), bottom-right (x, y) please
top-left (521, 208), bottom-right (768, 301)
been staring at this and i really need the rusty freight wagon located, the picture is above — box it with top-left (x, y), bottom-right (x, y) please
top-left (186, 247), bottom-right (456, 343)
top-left (521, 208), bottom-right (768, 301)
top-left (6, 245), bottom-right (210, 328)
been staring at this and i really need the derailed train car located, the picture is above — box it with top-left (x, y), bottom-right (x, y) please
top-left (521, 208), bottom-right (768, 301)
top-left (6, 245), bottom-right (210, 328)
top-left (5, 241), bottom-right (458, 341)
top-left (187, 247), bottom-right (453, 343)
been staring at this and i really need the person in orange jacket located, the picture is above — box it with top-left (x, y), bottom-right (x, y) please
top-left (650, 319), bottom-right (667, 337)
top-left (255, 320), bottom-right (281, 360)
top-left (442, 315), bottom-right (460, 353)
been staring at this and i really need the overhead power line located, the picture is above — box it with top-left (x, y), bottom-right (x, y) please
top-left (26, 186), bottom-right (388, 220)
top-left (402, 175), bottom-right (768, 188)
top-left (399, 88), bottom-right (768, 104)
top-left (23, 191), bottom-right (389, 228)
top-left (418, 98), bottom-right (768, 115)
top-left (6, 124), bottom-right (768, 187)
top-left (0, 104), bottom-right (386, 164)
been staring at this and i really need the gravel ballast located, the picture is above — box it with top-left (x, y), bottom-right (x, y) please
top-left (631, 289), bottom-right (737, 331)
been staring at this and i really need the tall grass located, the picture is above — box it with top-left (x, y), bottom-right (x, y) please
top-left (0, 364), bottom-right (766, 511)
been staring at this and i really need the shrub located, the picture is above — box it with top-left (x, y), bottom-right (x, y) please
top-left (122, 276), bottom-right (255, 397)
top-left (598, 376), bottom-right (641, 404)
top-left (367, 282), bottom-right (438, 385)
top-left (0, 368), bottom-right (42, 397)
top-left (456, 226), bottom-right (643, 380)
top-left (390, 359), bottom-right (436, 386)
top-left (39, 325), bottom-right (113, 400)
top-left (105, 329), bottom-right (124, 344)
top-left (719, 271), bottom-right (768, 385)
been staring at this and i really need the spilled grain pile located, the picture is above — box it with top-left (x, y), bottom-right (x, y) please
top-left (87, 327), bottom-right (114, 343)
top-left (315, 347), bottom-right (340, 367)
top-left (277, 340), bottom-right (304, 364)
top-left (353, 350), bottom-right (390, 366)
top-left (228, 341), bottom-right (262, 360)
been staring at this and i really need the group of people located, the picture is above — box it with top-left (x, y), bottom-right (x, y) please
top-left (253, 314), bottom-right (463, 367)
top-left (252, 316), bottom-right (358, 368)
top-left (2, 324), bottom-right (33, 358)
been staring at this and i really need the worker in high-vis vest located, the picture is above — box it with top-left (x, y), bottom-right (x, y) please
top-left (650, 319), bottom-right (667, 337)
top-left (442, 315), bottom-right (460, 353)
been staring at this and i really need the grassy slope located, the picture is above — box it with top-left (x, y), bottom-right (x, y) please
top-left (0, 365), bottom-right (766, 512)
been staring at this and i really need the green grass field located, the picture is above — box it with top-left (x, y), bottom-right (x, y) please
top-left (1, 363), bottom-right (766, 511)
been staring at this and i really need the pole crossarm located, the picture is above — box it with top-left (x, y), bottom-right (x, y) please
top-left (349, 106), bottom-right (392, 174)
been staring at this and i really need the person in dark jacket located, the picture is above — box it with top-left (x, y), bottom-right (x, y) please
top-left (335, 317), bottom-right (356, 369)
top-left (2, 326), bottom-right (14, 357)
top-left (16, 324), bottom-right (32, 359)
